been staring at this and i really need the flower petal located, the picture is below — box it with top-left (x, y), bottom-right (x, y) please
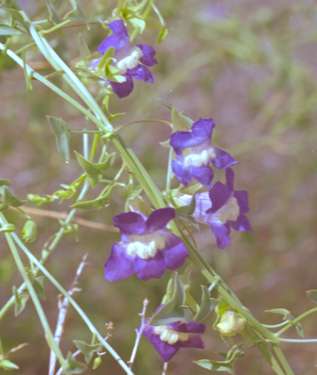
top-left (128, 64), bottom-right (154, 82)
top-left (210, 222), bottom-right (231, 249)
top-left (225, 168), bottom-right (235, 191)
top-left (169, 321), bottom-right (206, 333)
top-left (180, 335), bottom-right (205, 349)
top-left (134, 253), bottom-right (165, 280)
top-left (170, 131), bottom-right (196, 154)
top-left (230, 214), bottom-right (251, 232)
top-left (97, 19), bottom-right (129, 54)
top-left (137, 44), bottom-right (157, 66)
top-left (191, 118), bottom-right (215, 140)
top-left (208, 182), bottom-right (231, 213)
top-left (104, 243), bottom-right (134, 281)
top-left (163, 235), bottom-right (188, 270)
top-left (172, 159), bottom-right (192, 185)
top-left (234, 190), bottom-right (249, 213)
top-left (189, 166), bottom-right (213, 186)
top-left (113, 211), bottom-right (146, 234)
top-left (90, 57), bottom-right (101, 70)
top-left (193, 192), bottom-right (212, 223)
top-left (146, 208), bottom-right (175, 232)
top-left (212, 147), bottom-right (237, 169)
top-left (170, 119), bottom-right (214, 154)
top-left (143, 326), bottom-right (178, 361)
top-left (110, 76), bottom-right (134, 98)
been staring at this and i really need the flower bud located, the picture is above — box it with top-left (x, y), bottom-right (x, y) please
top-left (216, 310), bottom-right (246, 337)
top-left (22, 219), bottom-right (37, 243)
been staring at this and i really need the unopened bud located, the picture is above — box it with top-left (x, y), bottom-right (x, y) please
top-left (216, 310), bottom-right (246, 337)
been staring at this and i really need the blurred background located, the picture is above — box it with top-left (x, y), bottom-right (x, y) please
top-left (1, 0), bottom-right (317, 374)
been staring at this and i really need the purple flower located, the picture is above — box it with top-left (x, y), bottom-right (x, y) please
top-left (170, 118), bottom-right (237, 186)
top-left (97, 19), bottom-right (157, 98)
top-left (104, 208), bottom-right (188, 281)
top-left (143, 320), bottom-right (205, 362)
top-left (193, 168), bottom-right (251, 249)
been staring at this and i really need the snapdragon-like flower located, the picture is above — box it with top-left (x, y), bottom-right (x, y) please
top-left (104, 208), bottom-right (188, 281)
top-left (194, 168), bottom-right (250, 249)
top-left (170, 118), bottom-right (237, 186)
top-left (143, 320), bottom-right (205, 362)
top-left (97, 19), bottom-right (157, 98)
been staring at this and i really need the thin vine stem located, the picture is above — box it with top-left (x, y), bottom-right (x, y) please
top-left (1, 215), bottom-right (66, 369)
top-left (0, 216), bottom-right (134, 375)
top-left (279, 337), bottom-right (317, 344)
top-left (0, 133), bottom-right (94, 320)
top-left (277, 306), bottom-right (317, 336)
top-left (0, 43), bottom-right (100, 128)
top-left (1, 23), bottom-right (295, 375)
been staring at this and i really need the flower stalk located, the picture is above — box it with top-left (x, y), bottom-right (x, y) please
top-left (0, 9), bottom-right (297, 375)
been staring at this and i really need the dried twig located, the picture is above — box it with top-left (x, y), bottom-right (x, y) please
top-left (128, 299), bottom-right (149, 368)
top-left (48, 254), bottom-right (88, 375)
top-left (22, 206), bottom-right (117, 233)
top-left (162, 362), bottom-right (168, 375)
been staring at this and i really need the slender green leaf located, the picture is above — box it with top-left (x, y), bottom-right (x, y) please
top-left (194, 359), bottom-right (233, 373)
top-left (12, 286), bottom-right (28, 316)
top-left (48, 116), bottom-right (71, 162)
top-left (0, 359), bottom-right (19, 370)
top-left (171, 108), bottom-right (193, 130)
top-left (0, 25), bottom-right (22, 36)
top-left (73, 340), bottom-right (101, 364)
top-left (195, 286), bottom-right (216, 321)
top-left (62, 352), bottom-right (86, 374)
top-left (306, 289), bottom-right (317, 304)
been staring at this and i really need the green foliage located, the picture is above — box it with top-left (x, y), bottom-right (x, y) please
top-left (48, 116), bottom-right (71, 162)
top-left (265, 309), bottom-right (304, 337)
top-left (21, 219), bottom-right (37, 243)
top-left (0, 339), bottom-right (27, 371)
top-left (73, 339), bottom-right (102, 364)
top-left (27, 176), bottom-right (85, 206)
top-left (194, 345), bottom-right (244, 373)
top-left (194, 286), bottom-right (217, 322)
top-left (0, 359), bottom-right (19, 371)
top-left (153, 273), bottom-right (189, 324)
top-left (74, 150), bottom-right (114, 187)
top-left (0, 25), bottom-right (22, 37)
top-left (171, 107), bottom-right (193, 131)
top-left (62, 352), bottom-right (86, 374)
top-left (0, 185), bottom-right (23, 211)
top-left (12, 286), bottom-right (29, 316)
top-left (72, 184), bottom-right (116, 209)
top-left (1, 1), bottom-right (317, 374)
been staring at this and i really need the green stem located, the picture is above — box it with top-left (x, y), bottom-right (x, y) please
top-left (165, 147), bottom-right (173, 192)
top-left (5, 26), bottom-right (295, 375)
top-left (0, 221), bottom-right (134, 375)
top-left (112, 136), bottom-right (294, 374)
top-left (279, 337), bottom-right (317, 344)
top-left (0, 214), bottom-right (66, 368)
top-left (0, 134), bottom-right (95, 320)
top-left (277, 307), bottom-right (317, 336)
top-left (272, 345), bottom-right (295, 375)
top-left (29, 25), bottom-right (113, 133)
top-left (0, 43), bottom-right (99, 128)
top-left (263, 321), bottom-right (289, 329)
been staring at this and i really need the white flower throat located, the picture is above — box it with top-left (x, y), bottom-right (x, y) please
top-left (126, 233), bottom-right (166, 260)
top-left (213, 196), bottom-right (240, 223)
top-left (183, 147), bottom-right (216, 168)
top-left (153, 325), bottom-right (189, 345)
top-left (116, 47), bottom-right (143, 73)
